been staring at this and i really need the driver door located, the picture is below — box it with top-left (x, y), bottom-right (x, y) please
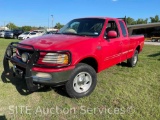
top-left (101, 20), bottom-right (122, 70)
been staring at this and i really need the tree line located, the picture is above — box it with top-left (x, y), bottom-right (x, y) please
top-left (5, 15), bottom-right (160, 31)
top-left (127, 15), bottom-right (160, 25)
top-left (6, 22), bottom-right (64, 31)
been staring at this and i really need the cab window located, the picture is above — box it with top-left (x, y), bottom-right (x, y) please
top-left (105, 20), bottom-right (119, 38)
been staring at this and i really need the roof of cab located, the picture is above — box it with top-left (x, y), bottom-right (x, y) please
top-left (73, 17), bottom-right (117, 20)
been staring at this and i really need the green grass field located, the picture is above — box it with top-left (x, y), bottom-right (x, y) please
top-left (0, 38), bottom-right (160, 120)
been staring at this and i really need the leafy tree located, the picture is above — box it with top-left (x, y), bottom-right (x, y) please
top-left (136, 18), bottom-right (148, 24)
top-left (37, 26), bottom-right (45, 30)
top-left (144, 18), bottom-right (148, 24)
top-left (55, 22), bottom-right (64, 29)
top-left (30, 26), bottom-right (38, 31)
top-left (6, 22), bottom-right (17, 30)
top-left (22, 26), bottom-right (32, 31)
top-left (126, 17), bottom-right (136, 25)
top-left (150, 15), bottom-right (160, 23)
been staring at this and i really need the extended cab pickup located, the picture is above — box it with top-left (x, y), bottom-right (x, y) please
top-left (3, 17), bottom-right (144, 98)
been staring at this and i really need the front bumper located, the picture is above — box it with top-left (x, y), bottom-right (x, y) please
top-left (18, 37), bottom-right (25, 40)
top-left (3, 42), bottom-right (73, 91)
top-left (4, 34), bottom-right (13, 38)
top-left (0, 34), bottom-right (4, 37)
top-left (31, 69), bottom-right (73, 85)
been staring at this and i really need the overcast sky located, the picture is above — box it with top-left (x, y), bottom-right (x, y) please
top-left (0, 0), bottom-right (160, 27)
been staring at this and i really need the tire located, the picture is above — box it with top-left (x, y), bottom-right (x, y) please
top-left (127, 50), bottom-right (138, 67)
top-left (65, 63), bottom-right (97, 98)
top-left (13, 35), bottom-right (17, 39)
top-left (151, 38), bottom-right (156, 42)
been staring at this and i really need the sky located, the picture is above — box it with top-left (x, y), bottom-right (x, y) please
top-left (0, 0), bottom-right (160, 27)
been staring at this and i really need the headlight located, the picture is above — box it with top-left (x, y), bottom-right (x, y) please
top-left (21, 53), bottom-right (29, 62)
top-left (6, 48), bottom-right (12, 57)
top-left (42, 53), bottom-right (69, 65)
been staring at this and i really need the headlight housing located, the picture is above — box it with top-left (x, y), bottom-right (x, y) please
top-left (42, 53), bottom-right (69, 65)
top-left (21, 52), bottom-right (29, 62)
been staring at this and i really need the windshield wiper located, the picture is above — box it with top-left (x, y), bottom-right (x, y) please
top-left (61, 32), bottom-right (86, 36)
top-left (55, 33), bottom-right (62, 34)
top-left (62, 32), bottom-right (77, 35)
top-left (78, 33), bottom-right (98, 37)
top-left (59, 32), bottom-right (97, 37)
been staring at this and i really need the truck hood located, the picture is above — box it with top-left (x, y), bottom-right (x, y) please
top-left (20, 34), bottom-right (95, 50)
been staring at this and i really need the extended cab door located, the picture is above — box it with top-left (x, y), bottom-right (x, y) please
top-left (118, 20), bottom-right (130, 62)
top-left (100, 20), bottom-right (122, 70)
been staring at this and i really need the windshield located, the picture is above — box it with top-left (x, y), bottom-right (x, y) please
top-left (30, 32), bottom-right (36, 35)
top-left (33, 30), bottom-right (44, 33)
top-left (5, 30), bottom-right (13, 33)
top-left (23, 32), bottom-right (30, 35)
top-left (58, 18), bottom-right (105, 36)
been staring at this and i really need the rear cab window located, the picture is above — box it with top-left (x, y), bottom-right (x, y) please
top-left (119, 20), bottom-right (127, 37)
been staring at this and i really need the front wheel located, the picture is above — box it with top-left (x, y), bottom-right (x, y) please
top-left (127, 50), bottom-right (138, 67)
top-left (65, 63), bottom-right (97, 98)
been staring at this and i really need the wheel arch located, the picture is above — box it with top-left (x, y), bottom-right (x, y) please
top-left (77, 57), bottom-right (99, 73)
top-left (136, 45), bottom-right (140, 53)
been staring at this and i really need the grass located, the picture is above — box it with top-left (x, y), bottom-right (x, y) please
top-left (0, 38), bottom-right (160, 120)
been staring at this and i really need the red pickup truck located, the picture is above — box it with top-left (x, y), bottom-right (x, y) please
top-left (3, 17), bottom-right (144, 98)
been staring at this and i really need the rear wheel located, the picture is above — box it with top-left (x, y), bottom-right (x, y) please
top-left (127, 50), bottom-right (138, 67)
top-left (65, 63), bottom-right (97, 98)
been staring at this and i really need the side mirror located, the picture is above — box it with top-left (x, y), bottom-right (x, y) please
top-left (107, 30), bottom-right (117, 38)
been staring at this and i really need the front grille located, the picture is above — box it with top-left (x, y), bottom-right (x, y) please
top-left (18, 37), bottom-right (23, 40)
